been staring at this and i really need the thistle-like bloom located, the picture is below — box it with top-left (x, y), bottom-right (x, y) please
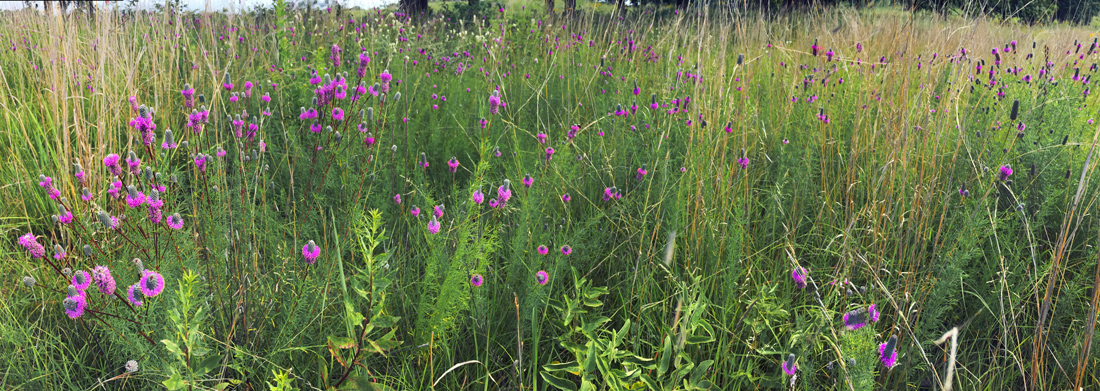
top-left (792, 267), bottom-right (807, 289)
top-left (379, 70), bottom-right (392, 93)
top-left (781, 354), bottom-right (797, 375)
top-left (38, 175), bottom-right (61, 200)
top-left (434, 205), bottom-right (445, 218)
top-left (522, 174), bottom-right (534, 188)
top-left (57, 204), bottom-right (73, 224)
top-left (97, 211), bottom-right (119, 230)
top-left (332, 107), bottom-right (345, 121)
top-left (63, 291), bottom-right (87, 319)
top-left (536, 133), bottom-right (547, 144)
top-left (53, 244), bottom-right (66, 260)
top-left (959, 183), bottom-right (970, 197)
top-left (843, 309), bottom-right (867, 331)
top-left (19, 233), bottom-right (45, 258)
top-left (561, 245), bottom-right (572, 255)
top-left (879, 335), bottom-right (898, 368)
top-left (72, 270), bottom-right (92, 291)
top-left (222, 72), bottom-right (233, 91)
top-left (472, 189), bottom-right (484, 204)
top-left (23, 276), bottom-right (36, 288)
top-left (603, 187), bottom-right (621, 201)
top-left (302, 240), bottom-right (321, 265)
top-left (394, 194), bottom-right (402, 204)
top-left (488, 93), bottom-right (501, 115)
top-left (81, 187), bottom-right (93, 201)
top-left (161, 129), bottom-right (177, 149)
top-left (869, 304), bottom-right (881, 323)
top-left (419, 152), bottom-right (429, 168)
top-left (497, 180), bottom-right (512, 203)
top-left (108, 179), bottom-right (123, 198)
top-left (167, 213), bottom-right (184, 229)
top-left (427, 217), bottom-right (441, 234)
top-left (139, 269), bottom-right (165, 297)
top-left (125, 151), bottom-right (141, 175)
top-left (448, 157), bottom-right (459, 173)
top-left (999, 164), bottom-right (1013, 181)
top-left (127, 284), bottom-right (143, 307)
top-left (636, 165), bottom-right (648, 180)
top-left (738, 149), bottom-right (749, 169)
top-left (125, 186), bottom-right (146, 208)
top-left (125, 360), bottom-right (139, 373)
top-left (535, 270), bottom-right (549, 285)
top-left (194, 154), bottom-right (207, 172)
top-left (537, 245), bottom-right (549, 255)
top-left (470, 274), bottom-right (484, 287)
top-left (562, 193), bottom-right (571, 202)
top-left (92, 265), bottom-right (116, 296)
top-left (545, 147), bottom-right (555, 161)
top-left (489, 199), bottom-right (500, 208)
top-left (410, 205), bottom-right (420, 217)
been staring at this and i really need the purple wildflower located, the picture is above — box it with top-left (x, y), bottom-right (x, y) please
top-left (869, 304), bottom-right (881, 323)
top-left (879, 335), bottom-right (898, 368)
top-left (302, 240), bottom-right (321, 265)
top-left (522, 174), bottom-right (534, 188)
top-left (782, 353), bottom-right (797, 376)
top-left (497, 180), bottom-right (512, 203)
top-left (428, 217), bottom-right (441, 234)
top-left (999, 164), bottom-right (1013, 181)
top-left (448, 157), bottom-right (459, 173)
top-left (792, 267), bottom-right (807, 289)
top-left (19, 233), bottom-right (45, 258)
top-left (434, 205), bottom-right (445, 218)
top-left (561, 245), bottom-right (572, 255)
top-left (91, 265), bottom-right (116, 296)
top-left (125, 186), bottom-right (145, 208)
top-left (53, 244), bottom-right (66, 260)
top-left (139, 269), bottom-right (165, 297)
top-left (410, 205), bottom-right (421, 217)
top-left (545, 147), bottom-right (555, 161)
top-left (636, 165), bottom-right (648, 180)
top-left (72, 270), bottom-right (91, 291)
top-left (394, 194), bottom-right (402, 204)
top-left (63, 290), bottom-right (87, 319)
top-left (167, 213), bottom-right (184, 230)
top-left (332, 107), bottom-right (345, 121)
top-left (562, 193), bottom-right (571, 202)
top-left (473, 189), bottom-right (484, 204)
top-left (843, 309), bottom-right (867, 331)
top-left (127, 284), bottom-right (143, 306)
top-left (537, 245), bottom-right (549, 255)
top-left (470, 274), bottom-right (484, 287)
top-left (535, 270), bottom-right (549, 285)
top-left (38, 175), bottom-right (61, 200)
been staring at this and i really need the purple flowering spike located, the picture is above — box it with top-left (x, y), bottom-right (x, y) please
top-left (470, 274), bottom-right (484, 287)
top-left (302, 240), bottom-right (321, 264)
top-left (139, 270), bottom-right (165, 297)
top-left (781, 353), bottom-right (797, 376)
top-left (879, 335), bottom-right (898, 368)
top-left (19, 233), bottom-right (45, 258)
top-left (792, 267), bottom-right (807, 289)
top-left (535, 270), bottom-right (549, 285)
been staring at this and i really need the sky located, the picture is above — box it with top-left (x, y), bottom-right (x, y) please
top-left (1, 0), bottom-right (398, 12)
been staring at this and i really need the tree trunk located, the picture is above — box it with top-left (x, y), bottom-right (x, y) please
top-left (402, 0), bottom-right (429, 16)
top-left (546, 0), bottom-right (555, 14)
top-left (564, 0), bottom-right (575, 13)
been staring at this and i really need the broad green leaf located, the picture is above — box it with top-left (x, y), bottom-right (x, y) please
top-left (541, 372), bottom-right (578, 391)
top-left (162, 339), bottom-right (185, 361)
top-left (689, 360), bottom-right (714, 386)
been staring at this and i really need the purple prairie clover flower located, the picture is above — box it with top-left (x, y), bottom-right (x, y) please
top-left (38, 175), bottom-right (61, 200)
top-left (826, 49), bottom-right (835, 61)
top-left (535, 270), bottom-right (549, 285)
top-left (724, 122), bottom-right (733, 133)
top-left (603, 187), bottom-right (620, 201)
top-left (545, 147), bottom-right (555, 161)
top-left (782, 138), bottom-right (790, 145)
top-left (999, 164), bottom-right (1013, 181)
top-left (410, 205), bottom-right (421, 217)
top-left (959, 183), bottom-right (970, 197)
top-left (139, 269), bottom-right (165, 297)
top-left (193, 154), bottom-right (208, 172)
top-left (72, 270), bottom-right (92, 291)
top-left (364, 133), bottom-right (375, 147)
top-left (537, 133), bottom-right (547, 144)
top-left (448, 157), bottom-right (459, 173)
top-left (792, 267), bottom-right (807, 289)
top-left (107, 179), bottom-right (122, 198)
top-left (636, 165), bottom-right (648, 180)
top-left (92, 265), bottom-right (116, 296)
top-left (427, 217), bottom-right (441, 234)
top-left (843, 309), bottom-right (867, 331)
top-left (523, 174), bottom-right (534, 188)
top-left (434, 205), bottom-right (445, 218)
top-left (167, 213), bottom-right (184, 230)
top-left (332, 107), bottom-right (345, 121)
top-left (488, 93), bottom-right (502, 115)
top-left (330, 44), bottom-right (342, 68)
top-left (869, 304), bottom-right (881, 322)
top-left (147, 203), bottom-right (163, 224)
top-left (471, 274), bottom-right (484, 287)
top-left (126, 151), bottom-right (141, 175)
top-left (19, 233), bottom-right (45, 258)
top-left (879, 335), bottom-right (898, 368)
top-left (127, 284), bottom-right (143, 306)
top-left (161, 129), bottom-right (177, 149)
top-left (561, 245), bottom-right (572, 255)
top-left (53, 244), bottom-right (66, 260)
top-left (782, 354), bottom-right (797, 376)
top-left (57, 205), bottom-right (73, 224)
top-left (488, 198), bottom-right (500, 208)
top-left (310, 121), bottom-right (322, 133)
top-left (537, 245), bottom-right (549, 255)
top-left (125, 186), bottom-right (145, 208)
top-left (302, 240), bottom-right (321, 264)
top-left (419, 153), bottom-right (429, 168)
top-left (394, 194), bottom-right (402, 204)
top-left (63, 291), bottom-right (87, 319)
top-left (497, 180), bottom-right (512, 203)
top-left (379, 70), bottom-right (392, 93)
top-left (562, 193), bottom-right (571, 202)
top-left (473, 188), bottom-right (485, 204)
top-left (262, 93), bottom-right (271, 103)
top-left (493, 146), bottom-right (501, 157)
top-left (223, 72), bottom-right (233, 91)
top-left (181, 83), bottom-right (195, 108)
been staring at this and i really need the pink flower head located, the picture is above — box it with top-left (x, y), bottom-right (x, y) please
top-left (470, 274), bottom-right (484, 287)
top-left (562, 193), bottom-right (571, 202)
top-left (472, 189), bottom-right (484, 204)
top-left (434, 205), bottom-right (445, 218)
top-left (792, 267), bottom-right (807, 289)
top-left (394, 194), bottom-right (402, 204)
top-left (71, 270), bottom-right (92, 291)
top-left (38, 175), bottom-right (61, 200)
top-left (127, 283), bottom-right (143, 306)
top-left (488, 199), bottom-right (499, 208)
top-left (636, 165), bottom-right (648, 180)
top-left (139, 269), bottom-right (165, 297)
top-left (497, 180), bottom-right (512, 203)
top-left (125, 186), bottom-right (146, 208)
top-left (843, 309), bottom-right (867, 331)
top-left (537, 133), bottom-right (547, 144)
top-left (522, 174), bottom-right (534, 188)
top-left (999, 164), bottom-right (1013, 181)
top-left (535, 270), bottom-right (549, 285)
top-left (537, 245), bottom-right (549, 255)
top-left (879, 335), bottom-right (898, 368)
top-left (53, 244), bottom-right (66, 260)
top-left (332, 107), bottom-right (345, 121)
top-left (194, 154), bottom-right (208, 172)
top-left (302, 240), bottom-right (321, 264)
top-left (869, 304), bottom-right (881, 323)
top-left (57, 205), bottom-right (73, 225)
top-left (63, 291), bottom-right (87, 319)
top-left (488, 93), bottom-right (502, 115)
top-left (782, 354), bottom-right (797, 376)
top-left (410, 205), bottom-right (421, 217)
top-left (19, 233), bottom-right (45, 258)
top-left (92, 265), bottom-right (116, 296)
top-left (561, 245), bottom-right (572, 255)
top-left (428, 217), bottom-right (441, 234)
top-left (545, 147), bottom-right (555, 161)
top-left (167, 213), bottom-right (184, 230)
top-left (448, 157), bottom-right (459, 173)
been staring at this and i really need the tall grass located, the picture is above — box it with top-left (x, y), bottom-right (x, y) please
top-left (1, 2), bottom-right (1098, 390)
